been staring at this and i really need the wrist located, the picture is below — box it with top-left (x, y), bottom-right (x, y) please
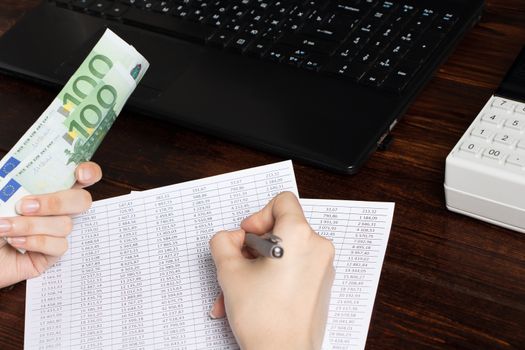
top-left (238, 330), bottom-right (321, 350)
top-left (241, 340), bottom-right (317, 350)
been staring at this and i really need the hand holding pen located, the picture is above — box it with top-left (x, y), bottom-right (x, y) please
top-left (244, 232), bottom-right (284, 258)
top-left (209, 192), bottom-right (336, 350)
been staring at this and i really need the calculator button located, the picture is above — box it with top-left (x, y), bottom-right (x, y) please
top-left (470, 127), bottom-right (493, 140)
top-left (506, 154), bottom-right (525, 168)
top-left (494, 133), bottom-right (515, 147)
top-left (515, 103), bottom-right (525, 115)
top-left (504, 118), bottom-right (525, 131)
top-left (517, 140), bottom-right (525, 150)
top-left (460, 141), bottom-right (482, 154)
top-left (491, 97), bottom-right (515, 111)
top-left (481, 112), bottom-right (504, 125)
top-left (482, 147), bottom-right (506, 161)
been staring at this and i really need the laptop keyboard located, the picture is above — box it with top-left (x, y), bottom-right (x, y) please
top-left (50, 0), bottom-right (458, 93)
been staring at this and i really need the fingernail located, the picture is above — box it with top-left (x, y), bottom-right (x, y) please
top-left (78, 167), bottom-right (93, 183)
top-left (16, 199), bottom-right (40, 214)
top-left (7, 237), bottom-right (26, 247)
top-left (0, 219), bottom-right (11, 232)
top-left (209, 305), bottom-right (218, 319)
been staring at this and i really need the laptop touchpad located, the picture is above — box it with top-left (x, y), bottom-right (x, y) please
top-left (54, 25), bottom-right (200, 98)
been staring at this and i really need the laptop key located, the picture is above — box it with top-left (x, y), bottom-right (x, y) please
top-left (354, 49), bottom-right (381, 66)
top-left (299, 24), bottom-right (347, 42)
top-left (335, 45), bottom-right (360, 60)
top-left (406, 8), bottom-right (437, 33)
top-left (345, 31), bottom-right (371, 49)
top-left (331, 0), bottom-right (361, 7)
top-left (375, 56), bottom-right (398, 71)
top-left (227, 34), bottom-right (254, 52)
top-left (264, 44), bottom-right (292, 62)
top-left (279, 34), bottom-right (339, 55)
top-left (106, 4), bottom-right (129, 18)
top-left (204, 12), bottom-right (228, 27)
top-left (325, 11), bottom-right (359, 30)
top-left (126, 0), bottom-right (148, 9)
top-left (398, 31), bottom-right (417, 45)
top-left (224, 18), bottom-right (244, 32)
top-left (388, 42), bottom-right (410, 59)
top-left (343, 61), bottom-right (369, 81)
top-left (290, 47), bottom-right (309, 58)
top-left (329, 2), bottom-right (366, 17)
top-left (368, 35), bottom-right (389, 50)
top-left (382, 63), bottom-right (418, 92)
top-left (304, 0), bottom-right (331, 11)
top-left (72, 0), bottom-right (93, 10)
top-left (376, 25), bottom-right (398, 41)
top-left (285, 54), bottom-right (304, 67)
top-left (362, 66), bottom-right (389, 86)
top-left (433, 13), bottom-right (457, 32)
top-left (151, 2), bottom-right (173, 14)
top-left (405, 32), bottom-right (443, 63)
top-left (301, 54), bottom-right (326, 71)
top-left (377, 0), bottom-right (398, 14)
top-left (186, 8), bottom-right (208, 22)
top-left (245, 38), bottom-right (272, 57)
top-left (172, 6), bottom-right (191, 19)
top-left (208, 29), bottom-right (235, 47)
top-left (89, 1), bottom-right (112, 14)
top-left (323, 58), bottom-right (351, 76)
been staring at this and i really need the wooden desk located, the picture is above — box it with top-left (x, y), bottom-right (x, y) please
top-left (0, 1), bottom-right (524, 349)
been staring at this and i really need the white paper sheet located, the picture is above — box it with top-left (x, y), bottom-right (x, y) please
top-left (24, 161), bottom-right (394, 350)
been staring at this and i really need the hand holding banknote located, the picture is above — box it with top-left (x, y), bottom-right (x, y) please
top-left (0, 29), bottom-right (148, 253)
top-left (0, 162), bottom-right (102, 288)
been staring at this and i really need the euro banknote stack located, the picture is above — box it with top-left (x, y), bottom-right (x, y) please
top-left (0, 29), bottom-right (149, 252)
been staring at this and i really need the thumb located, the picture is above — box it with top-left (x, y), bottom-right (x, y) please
top-left (74, 162), bottom-right (102, 189)
top-left (210, 292), bottom-right (226, 319)
top-left (209, 229), bottom-right (246, 268)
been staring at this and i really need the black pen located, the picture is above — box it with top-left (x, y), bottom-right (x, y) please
top-left (245, 233), bottom-right (284, 258)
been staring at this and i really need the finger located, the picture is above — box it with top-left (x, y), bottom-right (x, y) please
top-left (7, 235), bottom-right (68, 257)
top-left (241, 191), bottom-right (308, 236)
top-left (209, 229), bottom-right (246, 268)
top-left (0, 216), bottom-right (73, 237)
top-left (209, 292), bottom-right (226, 319)
top-left (15, 189), bottom-right (92, 216)
top-left (74, 162), bottom-right (103, 189)
top-left (243, 245), bottom-right (259, 259)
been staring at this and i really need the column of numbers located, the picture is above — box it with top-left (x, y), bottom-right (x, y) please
top-left (330, 206), bottom-right (386, 349)
top-left (182, 184), bottom-right (234, 349)
top-left (69, 207), bottom-right (110, 349)
top-left (218, 176), bottom-right (259, 229)
top-left (36, 258), bottom-right (68, 349)
top-left (108, 199), bottom-right (154, 349)
top-left (145, 192), bottom-right (192, 349)
top-left (254, 169), bottom-right (293, 207)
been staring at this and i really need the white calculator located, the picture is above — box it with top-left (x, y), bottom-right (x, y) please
top-left (444, 47), bottom-right (525, 233)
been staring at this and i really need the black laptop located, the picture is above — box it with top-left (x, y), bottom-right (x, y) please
top-left (0, 0), bottom-right (484, 173)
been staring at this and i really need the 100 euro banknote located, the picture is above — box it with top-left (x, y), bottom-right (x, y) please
top-left (0, 29), bottom-right (148, 179)
top-left (0, 29), bottom-right (149, 251)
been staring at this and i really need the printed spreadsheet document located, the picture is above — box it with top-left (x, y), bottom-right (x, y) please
top-left (24, 160), bottom-right (395, 350)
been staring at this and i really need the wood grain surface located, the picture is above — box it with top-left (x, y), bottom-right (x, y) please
top-left (0, 1), bottom-right (524, 349)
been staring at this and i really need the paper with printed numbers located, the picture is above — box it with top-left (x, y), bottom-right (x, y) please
top-left (24, 161), bottom-right (394, 350)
